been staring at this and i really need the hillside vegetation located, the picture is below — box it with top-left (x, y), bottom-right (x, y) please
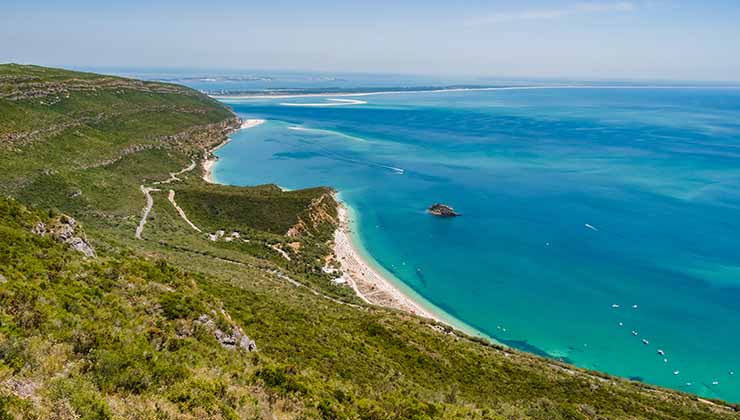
top-left (1, 64), bottom-right (738, 419)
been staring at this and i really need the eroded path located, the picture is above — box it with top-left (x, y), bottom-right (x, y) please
top-left (153, 160), bottom-right (196, 185)
top-left (168, 189), bottom-right (202, 232)
top-left (268, 244), bottom-right (292, 261)
top-left (135, 185), bottom-right (160, 239)
top-left (135, 160), bottom-right (197, 239)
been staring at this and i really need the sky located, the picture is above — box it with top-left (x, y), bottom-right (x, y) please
top-left (2, 0), bottom-right (740, 81)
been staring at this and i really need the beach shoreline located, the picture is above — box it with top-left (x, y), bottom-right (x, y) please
top-left (332, 198), bottom-right (444, 323)
top-left (332, 197), bottom-right (494, 340)
top-left (202, 118), bottom-right (265, 183)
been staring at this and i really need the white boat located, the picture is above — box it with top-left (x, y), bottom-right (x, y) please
top-left (612, 304), bottom-right (620, 308)
top-left (642, 339), bottom-right (649, 345)
top-left (657, 349), bottom-right (665, 356)
top-left (631, 330), bottom-right (638, 336)
top-left (673, 370), bottom-right (680, 375)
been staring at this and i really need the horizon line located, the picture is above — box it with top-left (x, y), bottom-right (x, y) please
top-left (3, 61), bottom-right (740, 86)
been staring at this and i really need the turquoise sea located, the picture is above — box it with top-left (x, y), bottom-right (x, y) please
top-left (209, 86), bottom-right (740, 402)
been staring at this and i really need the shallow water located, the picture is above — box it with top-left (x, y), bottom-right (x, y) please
top-left (214, 87), bottom-right (740, 401)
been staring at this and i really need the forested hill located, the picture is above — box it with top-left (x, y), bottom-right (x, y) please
top-left (0, 64), bottom-right (737, 419)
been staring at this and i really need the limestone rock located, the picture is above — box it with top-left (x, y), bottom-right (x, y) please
top-left (195, 314), bottom-right (256, 352)
top-left (31, 222), bottom-right (46, 236)
top-left (32, 215), bottom-right (96, 257)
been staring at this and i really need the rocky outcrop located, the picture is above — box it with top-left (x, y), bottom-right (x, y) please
top-left (32, 215), bottom-right (96, 257)
top-left (286, 192), bottom-right (337, 238)
top-left (428, 203), bottom-right (460, 217)
top-left (194, 313), bottom-right (257, 352)
top-left (66, 118), bottom-right (238, 170)
top-left (81, 144), bottom-right (162, 170)
top-left (2, 107), bottom-right (222, 147)
top-left (159, 117), bottom-right (241, 151)
top-left (0, 75), bottom-right (200, 102)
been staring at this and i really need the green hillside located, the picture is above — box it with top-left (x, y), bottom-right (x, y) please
top-left (1, 64), bottom-right (738, 419)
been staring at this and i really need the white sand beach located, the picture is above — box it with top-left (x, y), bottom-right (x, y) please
top-left (280, 98), bottom-right (367, 107)
top-left (333, 201), bottom-right (443, 322)
top-left (241, 118), bottom-right (266, 129)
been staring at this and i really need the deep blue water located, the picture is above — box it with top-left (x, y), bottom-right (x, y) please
top-left (212, 87), bottom-right (740, 401)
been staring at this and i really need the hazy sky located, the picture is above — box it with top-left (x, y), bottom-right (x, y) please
top-left (2, 0), bottom-right (740, 81)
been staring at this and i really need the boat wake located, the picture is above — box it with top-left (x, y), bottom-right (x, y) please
top-left (381, 165), bottom-right (405, 174)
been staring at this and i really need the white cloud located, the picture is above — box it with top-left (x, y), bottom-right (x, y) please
top-left (467, 2), bottom-right (634, 26)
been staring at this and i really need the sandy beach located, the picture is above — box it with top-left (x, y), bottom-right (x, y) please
top-left (240, 118), bottom-right (267, 129)
top-left (202, 119), bottom-right (265, 183)
top-left (279, 98), bottom-right (368, 107)
top-left (333, 201), bottom-right (443, 322)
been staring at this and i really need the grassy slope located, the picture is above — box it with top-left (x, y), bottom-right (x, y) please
top-left (0, 64), bottom-right (738, 419)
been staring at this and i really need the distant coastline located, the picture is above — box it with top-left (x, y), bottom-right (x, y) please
top-left (209, 84), bottom-right (740, 101)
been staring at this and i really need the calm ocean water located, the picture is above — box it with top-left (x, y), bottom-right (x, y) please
top-left (212, 87), bottom-right (740, 401)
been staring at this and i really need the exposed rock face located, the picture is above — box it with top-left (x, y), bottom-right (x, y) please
top-left (31, 222), bottom-right (46, 236)
top-left (428, 203), bottom-right (460, 217)
top-left (195, 314), bottom-right (257, 352)
top-left (286, 192), bottom-right (337, 238)
top-left (78, 118), bottom-right (239, 171)
top-left (0, 73), bottom-right (201, 102)
top-left (32, 215), bottom-right (96, 257)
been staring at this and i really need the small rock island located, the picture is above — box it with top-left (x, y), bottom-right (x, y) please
top-left (428, 203), bottom-right (461, 217)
